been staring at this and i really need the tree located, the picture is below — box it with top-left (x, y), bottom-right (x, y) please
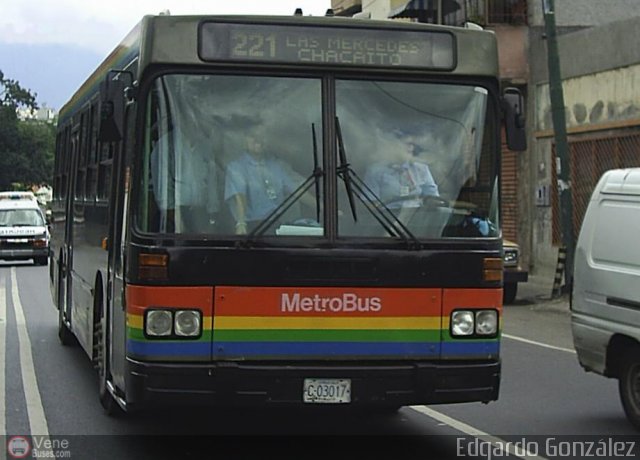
top-left (18, 121), bottom-right (55, 185)
top-left (0, 69), bottom-right (38, 111)
top-left (0, 69), bottom-right (52, 190)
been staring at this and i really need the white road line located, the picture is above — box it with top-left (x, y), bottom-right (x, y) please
top-left (502, 333), bottom-right (576, 354)
top-left (11, 267), bottom-right (50, 436)
top-left (0, 277), bottom-right (6, 436)
top-left (409, 405), bottom-right (548, 460)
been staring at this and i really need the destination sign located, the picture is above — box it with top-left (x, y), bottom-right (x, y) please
top-left (199, 22), bottom-right (455, 70)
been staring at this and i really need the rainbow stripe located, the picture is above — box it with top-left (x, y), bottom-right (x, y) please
top-left (125, 286), bottom-right (501, 361)
top-left (212, 314), bottom-right (442, 358)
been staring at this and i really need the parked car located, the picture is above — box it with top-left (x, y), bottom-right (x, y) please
top-left (0, 195), bottom-right (50, 265)
top-left (571, 168), bottom-right (640, 430)
top-left (503, 239), bottom-right (528, 304)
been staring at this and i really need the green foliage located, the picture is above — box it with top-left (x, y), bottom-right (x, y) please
top-left (0, 69), bottom-right (54, 190)
top-left (0, 69), bottom-right (38, 111)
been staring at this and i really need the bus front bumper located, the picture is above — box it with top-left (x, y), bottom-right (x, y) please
top-left (125, 359), bottom-right (500, 408)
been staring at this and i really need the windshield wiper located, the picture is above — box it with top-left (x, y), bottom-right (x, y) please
top-left (334, 117), bottom-right (421, 249)
top-left (312, 123), bottom-right (321, 223)
top-left (335, 117), bottom-right (358, 222)
top-left (245, 124), bottom-right (324, 243)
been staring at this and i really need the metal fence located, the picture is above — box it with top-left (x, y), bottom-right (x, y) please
top-left (552, 130), bottom-right (640, 244)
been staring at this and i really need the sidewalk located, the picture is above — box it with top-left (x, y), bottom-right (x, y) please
top-left (504, 264), bottom-right (575, 350)
top-left (510, 264), bottom-right (571, 314)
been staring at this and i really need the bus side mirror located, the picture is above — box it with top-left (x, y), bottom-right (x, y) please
top-left (99, 72), bottom-right (130, 143)
top-left (503, 87), bottom-right (527, 152)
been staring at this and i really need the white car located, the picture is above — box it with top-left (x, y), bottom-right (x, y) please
top-left (0, 196), bottom-right (50, 265)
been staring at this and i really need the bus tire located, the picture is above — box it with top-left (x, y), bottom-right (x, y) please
top-left (619, 348), bottom-right (640, 430)
top-left (58, 307), bottom-right (75, 346)
top-left (503, 282), bottom-right (517, 305)
top-left (359, 405), bottom-right (402, 416)
top-left (94, 285), bottom-right (121, 416)
top-left (373, 405), bottom-right (402, 415)
top-left (57, 266), bottom-right (75, 346)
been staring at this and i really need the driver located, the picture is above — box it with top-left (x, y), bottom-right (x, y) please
top-left (363, 129), bottom-right (439, 210)
top-left (224, 125), bottom-right (304, 235)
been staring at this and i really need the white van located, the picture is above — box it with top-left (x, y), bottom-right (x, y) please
top-left (571, 168), bottom-right (640, 430)
top-left (0, 196), bottom-right (49, 265)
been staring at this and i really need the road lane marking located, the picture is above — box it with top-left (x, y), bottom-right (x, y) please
top-left (409, 405), bottom-right (548, 460)
top-left (11, 268), bottom-right (50, 436)
top-left (502, 333), bottom-right (576, 354)
top-left (0, 277), bottom-right (6, 436)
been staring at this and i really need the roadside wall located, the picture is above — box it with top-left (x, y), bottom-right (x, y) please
top-left (529, 16), bottom-right (640, 269)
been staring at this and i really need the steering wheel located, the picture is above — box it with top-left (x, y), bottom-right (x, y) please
top-left (421, 195), bottom-right (449, 207)
top-left (383, 194), bottom-right (449, 208)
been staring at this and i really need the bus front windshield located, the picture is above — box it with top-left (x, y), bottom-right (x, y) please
top-left (336, 80), bottom-right (498, 239)
top-left (137, 74), bottom-right (498, 240)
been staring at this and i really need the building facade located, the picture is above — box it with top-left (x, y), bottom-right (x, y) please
top-left (331, 0), bottom-right (640, 275)
top-left (529, 13), bottom-right (640, 269)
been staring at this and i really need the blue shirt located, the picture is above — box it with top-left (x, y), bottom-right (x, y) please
top-left (364, 161), bottom-right (439, 208)
top-left (224, 152), bottom-right (302, 222)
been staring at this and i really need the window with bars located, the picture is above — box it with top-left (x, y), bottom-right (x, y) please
top-left (552, 130), bottom-right (640, 244)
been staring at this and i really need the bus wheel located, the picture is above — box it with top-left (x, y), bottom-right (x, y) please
top-left (359, 405), bottom-right (402, 416)
top-left (619, 349), bottom-right (640, 430)
top-left (503, 282), bottom-right (517, 305)
top-left (58, 307), bottom-right (76, 346)
top-left (94, 295), bottom-right (121, 416)
top-left (57, 272), bottom-right (75, 346)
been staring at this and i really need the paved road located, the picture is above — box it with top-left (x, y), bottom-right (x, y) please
top-left (1, 262), bottom-right (637, 460)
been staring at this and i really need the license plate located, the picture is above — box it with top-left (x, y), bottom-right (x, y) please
top-left (303, 378), bottom-right (351, 404)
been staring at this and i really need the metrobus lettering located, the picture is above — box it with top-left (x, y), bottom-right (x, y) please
top-left (281, 293), bottom-right (382, 313)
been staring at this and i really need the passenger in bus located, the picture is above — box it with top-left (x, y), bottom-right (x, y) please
top-left (150, 125), bottom-right (220, 233)
top-left (224, 128), bottom-right (305, 235)
top-left (363, 129), bottom-right (439, 209)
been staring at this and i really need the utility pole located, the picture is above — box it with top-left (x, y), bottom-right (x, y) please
top-left (542, 0), bottom-right (574, 296)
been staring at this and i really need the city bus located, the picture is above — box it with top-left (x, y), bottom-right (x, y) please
top-left (50, 12), bottom-right (525, 414)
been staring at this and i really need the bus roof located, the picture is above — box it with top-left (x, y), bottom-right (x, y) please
top-left (59, 14), bottom-right (498, 123)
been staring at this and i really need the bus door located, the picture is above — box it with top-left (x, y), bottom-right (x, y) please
top-left (105, 100), bottom-right (132, 389)
top-left (62, 127), bottom-right (81, 330)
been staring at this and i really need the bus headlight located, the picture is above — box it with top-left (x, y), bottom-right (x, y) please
top-left (175, 310), bottom-right (202, 337)
top-left (476, 310), bottom-right (498, 335)
top-left (451, 311), bottom-right (475, 336)
top-left (450, 309), bottom-right (499, 337)
top-left (145, 310), bottom-right (173, 337)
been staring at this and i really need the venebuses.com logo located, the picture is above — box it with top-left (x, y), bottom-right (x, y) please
top-left (7, 436), bottom-right (31, 459)
top-left (7, 436), bottom-right (72, 459)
